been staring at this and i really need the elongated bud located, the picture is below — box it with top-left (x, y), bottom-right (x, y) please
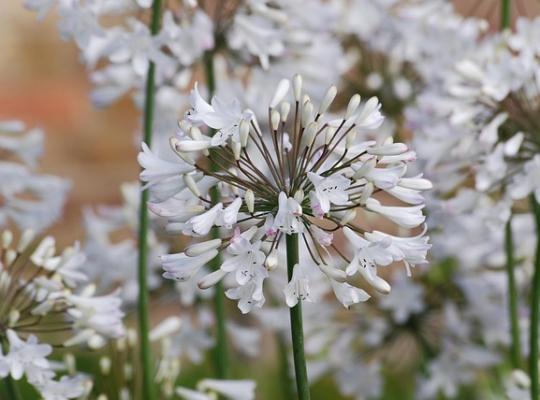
top-left (301, 122), bottom-right (318, 147)
top-left (340, 209), bottom-right (357, 225)
top-left (301, 101), bottom-right (314, 127)
top-left (8, 310), bottom-right (19, 327)
top-left (18, 230), bottom-right (35, 252)
top-left (368, 274), bottom-right (391, 294)
top-left (294, 189), bottom-right (304, 203)
top-left (127, 329), bottom-right (137, 348)
top-left (198, 269), bottom-right (227, 289)
top-left (31, 237), bottom-right (55, 266)
top-left (245, 190), bottom-right (255, 213)
top-left (240, 119), bottom-right (250, 147)
top-left (64, 353), bottom-right (76, 375)
top-left (367, 143), bottom-right (408, 156)
top-left (185, 239), bottom-right (222, 257)
top-left (5, 249), bottom-right (16, 265)
top-left (175, 139), bottom-right (211, 152)
top-left (150, 317), bottom-right (182, 341)
top-left (100, 357), bottom-right (111, 375)
top-left (178, 120), bottom-right (191, 133)
top-left (183, 174), bottom-right (200, 197)
top-left (188, 126), bottom-right (203, 140)
top-left (232, 141), bottom-right (241, 160)
top-left (319, 85), bottom-right (337, 115)
top-left (346, 94), bottom-right (361, 119)
top-left (170, 138), bottom-right (195, 164)
top-left (319, 263), bottom-right (347, 282)
top-left (280, 102), bottom-right (290, 122)
top-left (270, 79), bottom-right (290, 108)
top-left (353, 158), bottom-right (376, 180)
top-left (271, 110), bottom-right (280, 131)
top-left (346, 127), bottom-right (358, 148)
top-left (293, 74), bottom-right (303, 102)
top-left (359, 182), bottom-right (374, 205)
top-left (2, 230), bottom-right (12, 249)
top-left (324, 126), bottom-right (336, 144)
top-left (265, 250), bottom-right (278, 270)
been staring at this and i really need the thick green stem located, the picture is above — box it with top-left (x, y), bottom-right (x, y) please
top-left (505, 218), bottom-right (522, 368)
top-left (137, 1), bottom-right (162, 399)
top-left (277, 332), bottom-right (295, 400)
top-left (286, 234), bottom-right (310, 400)
top-left (531, 195), bottom-right (540, 400)
top-left (1, 339), bottom-right (19, 400)
top-left (501, 0), bottom-right (511, 29)
top-left (203, 51), bottom-right (230, 379)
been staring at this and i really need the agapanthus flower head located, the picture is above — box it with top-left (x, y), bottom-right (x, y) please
top-left (139, 74), bottom-right (431, 313)
top-left (0, 229), bottom-right (125, 349)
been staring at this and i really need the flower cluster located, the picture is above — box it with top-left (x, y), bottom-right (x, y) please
top-left (0, 120), bottom-right (70, 232)
top-left (139, 75), bottom-right (431, 313)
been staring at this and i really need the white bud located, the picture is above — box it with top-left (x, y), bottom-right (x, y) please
top-left (319, 263), bottom-right (347, 282)
top-left (5, 249), bottom-right (16, 266)
top-left (188, 126), bottom-right (203, 140)
top-left (369, 275), bottom-right (391, 294)
top-left (293, 74), bottom-right (303, 102)
top-left (270, 79), bottom-right (290, 108)
top-left (170, 138), bottom-right (195, 164)
top-left (97, 395), bottom-right (108, 400)
top-left (2, 230), bottom-right (12, 249)
top-left (294, 189), bottom-right (304, 203)
top-left (280, 102), bottom-right (290, 122)
top-left (245, 190), bottom-right (255, 213)
top-left (31, 236), bottom-right (55, 266)
top-left (345, 127), bottom-right (358, 148)
top-left (367, 143), bottom-right (408, 156)
top-left (127, 329), bottom-right (137, 347)
top-left (353, 158), bottom-right (376, 180)
top-left (265, 250), bottom-right (279, 271)
top-left (319, 85), bottom-right (337, 115)
top-left (240, 119), bottom-right (250, 147)
top-left (324, 126), bottom-right (336, 145)
top-left (100, 357), bottom-right (112, 375)
top-left (150, 317), bottom-right (182, 341)
top-left (345, 94), bottom-right (361, 119)
top-left (175, 139), bottom-right (211, 152)
top-left (232, 141), bottom-right (241, 160)
top-left (301, 122), bottom-right (318, 147)
top-left (340, 210), bottom-right (357, 225)
top-left (198, 269), bottom-right (227, 289)
top-left (359, 182), bottom-right (374, 205)
top-left (271, 110), bottom-right (281, 131)
top-left (8, 310), bottom-right (19, 327)
top-left (301, 101), bottom-right (314, 127)
top-left (17, 230), bottom-right (35, 252)
top-left (64, 353), bottom-right (76, 375)
top-left (185, 239), bottom-right (222, 257)
top-left (183, 174), bottom-right (201, 197)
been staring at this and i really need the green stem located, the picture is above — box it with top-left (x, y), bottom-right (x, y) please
top-left (505, 218), bottom-right (522, 368)
top-left (277, 332), bottom-right (295, 400)
top-left (137, 1), bottom-right (162, 399)
top-left (203, 50), bottom-right (230, 379)
top-left (286, 234), bottom-right (310, 400)
top-left (501, 0), bottom-right (511, 29)
top-left (530, 195), bottom-right (540, 400)
top-left (1, 339), bottom-right (19, 400)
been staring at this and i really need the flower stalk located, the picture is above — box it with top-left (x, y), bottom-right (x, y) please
top-left (203, 50), bottom-right (230, 379)
top-left (501, 0), bottom-right (511, 29)
top-left (530, 195), bottom-right (540, 400)
top-left (505, 219), bottom-right (522, 368)
top-left (137, 1), bottom-right (163, 399)
top-left (286, 233), bottom-right (310, 400)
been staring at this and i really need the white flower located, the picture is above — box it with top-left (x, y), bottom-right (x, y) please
top-left (2, 330), bottom-right (52, 383)
top-left (187, 84), bottom-right (252, 146)
top-left (184, 203), bottom-right (224, 236)
top-left (284, 263), bottom-right (313, 308)
top-left (366, 198), bottom-right (425, 229)
top-left (330, 281), bottom-right (370, 309)
top-left (509, 154), bottom-right (540, 202)
top-left (221, 229), bottom-right (265, 285)
top-left (354, 97), bottom-right (384, 130)
top-left (307, 172), bottom-right (350, 215)
top-left (198, 379), bottom-right (256, 400)
top-left (162, 249), bottom-right (218, 282)
top-left (272, 192), bottom-right (304, 234)
top-left (37, 375), bottom-right (88, 400)
top-left (225, 266), bottom-right (268, 314)
top-left (379, 272), bottom-right (425, 323)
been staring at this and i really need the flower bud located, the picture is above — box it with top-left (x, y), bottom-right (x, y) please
top-left (319, 263), bottom-right (347, 282)
top-left (353, 158), bottom-right (376, 180)
top-left (240, 119), bottom-right (250, 147)
top-left (18, 229), bottom-right (35, 252)
top-left (175, 139), bottom-right (211, 152)
top-left (270, 79), bottom-right (290, 108)
top-left (183, 174), bottom-right (201, 197)
top-left (319, 85), bottom-right (337, 115)
top-left (245, 190), bottom-right (255, 213)
top-left (346, 94), bottom-right (361, 119)
top-left (340, 209), bottom-right (357, 225)
top-left (100, 357), bottom-right (112, 375)
top-left (301, 101), bottom-right (314, 127)
top-left (185, 239), bottom-right (222, 257)
top-left (271, 110), bottom-right (281, 131)
top-left (150, 317), bottom-right (182, 341)
top-left (280, 102), bottom-right (290, 122)
top-left (2, 230), bottom-right (12, 249)
top-left (265, 250), bottom-right (278, 271)
top-left (198, 269), bottom-right (227, 289)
